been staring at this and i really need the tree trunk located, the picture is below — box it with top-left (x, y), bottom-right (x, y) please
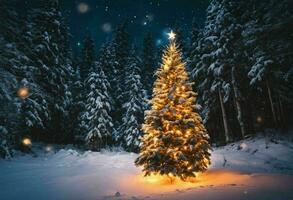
top-left (266, 79), bottom-right (277, 126)
top-left (278, 94), bottom-right (285, 128)
top-left (218, 90), bottom-right (230, 143)
top-left (231, 67), bottom-right (246, 139)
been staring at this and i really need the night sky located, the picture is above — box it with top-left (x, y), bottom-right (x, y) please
top-left (22, 0), bottom-right (210, 53)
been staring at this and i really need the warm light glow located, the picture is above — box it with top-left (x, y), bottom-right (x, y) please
top-left (256, 116), bottom-right (263, 123)
top-left (22, 138), bottom-right (32, 146)
top-left (116, 170), bottom-right (253, 197)
top-left (168, 30), bottom-right (176, 40)
top-left (17, 87), bottom-right (29, 99)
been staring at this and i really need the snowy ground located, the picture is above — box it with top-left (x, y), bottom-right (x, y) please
top-left (1, 134), bottom-right (293, 200)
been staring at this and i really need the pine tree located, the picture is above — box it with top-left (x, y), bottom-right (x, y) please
top-left (71, 66), bottom-right (85, 141)
top-left (173, 21), bottom-right (187, 57)
top-left (79, 62), bottom-right (114, 150)
top-left (191, 0), bottom-right (232, 143)
top-left (80, 36), bottom-right (95, 82)
top-left (111, 22), bottom-right (130, 122)
top-left (135, 33), bottom-right (211, 180)
top-left (96, 42), bottom-right (116, 101)
top-left (186, 18), bottom-right (200, 73)
top-left (18, 79), bottom-right (49, 140)
top-left (28, 0), bottom-right (73, 142)
top-left (0, 1), bottom-right (50, 152)
top-left (142, 32), bottom-right (156, 96)
top-left (0, 68), bottom-right (18, 158)
top-left (118, 48), bottom-right (148, 152)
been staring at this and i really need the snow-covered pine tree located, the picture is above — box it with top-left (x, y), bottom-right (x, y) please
top-left (80, 36), bottom-right (95, 82)
top-left (173, 21), bottom-right (187, 58)
top-left (118, 48), bottom-right (148, 152)
top-left (189, 18), bottom-right (200, 53)
top-left (205, 0), bottom-right (247, 140)
top-left (110, 22), bottom-right (130, 122)
top-left (96, 42), bottom-right (116, 101)
top-left (186, 18), bottom-right (200, 73)
top-left (0, 1), bottom-right (50, 152)
top-left (0, 67), bottom-right (18, 158)
top-left (243, 0), bottom-right (293, 127)
top-left (70, 66), bottom-right (85, 142)
top-left (191, 0), bottom-right (233, 143)
top-left (142, 32), bottom-right (157, 96)
top-left (28, 0), bottom-right (73, 142)
top-left (79, 62), bottom-right (114, 150)
top-left (135, 33), bottom-right (211, 180)
top-left (18, 79), bottom-right (49, 142)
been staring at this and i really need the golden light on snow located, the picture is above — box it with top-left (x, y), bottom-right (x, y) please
top-left (142, 173), bottom-right (199, 185)
top-left (22, 138), bottom-right (32, 146)
top-left (168, 30), bottom-right (176, 40)
top-left (17, 87), bottom-right (29, 99)
top-left (116, 170), bottom-right (251, 196)
top-left (77, 2), bottom-right (89, 13)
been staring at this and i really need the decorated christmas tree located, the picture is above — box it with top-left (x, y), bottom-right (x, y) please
top-left (135, 31), bottom-right (211, 180)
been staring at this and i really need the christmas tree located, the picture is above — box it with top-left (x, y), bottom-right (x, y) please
top-left (135, 31), bottom-right (211, 180)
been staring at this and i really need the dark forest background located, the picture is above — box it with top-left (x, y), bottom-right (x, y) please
top-left (0, 0), bottom-right (292, 158)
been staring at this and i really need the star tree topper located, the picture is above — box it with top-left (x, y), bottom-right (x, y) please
top-left (168, 30), bottom-right (176, 41)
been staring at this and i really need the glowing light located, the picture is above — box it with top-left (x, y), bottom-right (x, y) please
top-left (168, 30), bottom-right (176, 40)
top-left (45, 145), bottom-right (53, 152)
top-left (118, 171), bottom-right (252, 196)
top-left (256, 116), bottom-right (263, 123)
top-left (101, 23), bottom-right (112, 33)
top-left (144, 175), bottom-right (161, 183)
top-left (17, 87), bottom-right (29, 99)
top-left (77, 3), bottom-right (89, 13)
top-left (22, 138), bottom-right (32, 146)
top-left (156, 39), bottom-right (162, 46)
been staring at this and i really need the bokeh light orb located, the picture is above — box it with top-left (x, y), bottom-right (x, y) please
top-left (256, 116), bottom-right (263, 123)
top-left (101, 23), bottom-right (112, 33)
top-left (17, 87), bottom-right (29, 99)
top-left (22, 138), bottom-right (32, 146)
top-left (77, 2), bottom-right (89, 13)
top-left (45, 145), bottom-right (53, 152)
